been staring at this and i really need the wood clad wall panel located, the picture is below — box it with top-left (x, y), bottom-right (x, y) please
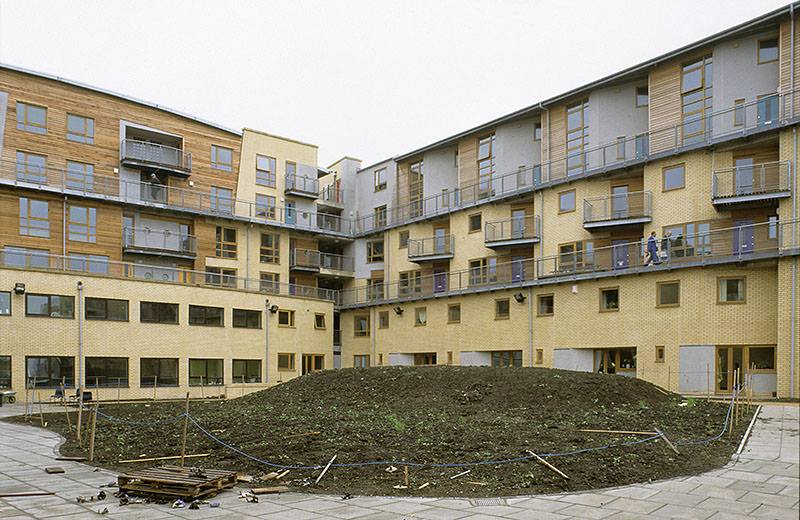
top-left (0, 69), bottom-right (242, 195)
top-left (292, 272), bottom-right (317, 287)
top-left (457, 137), bottom-right (477, 189)
top-left (291, 236), bottom-right (318, 251)
top-left (0, 191), bottom-right (65, 259)
top-left (396, 161), bottom-right (410, 208)
top-left (195, 218), bottom-right (219, 268)
top-left (779, 16), bottom-right (800, 114)
top-left (546, 104), bottom-right (566, 180)
top-left (649, 60), bottom-right (682, 154)
top-left (64, 202), bottom-right (122, 261)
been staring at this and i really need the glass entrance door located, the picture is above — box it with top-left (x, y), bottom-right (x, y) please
top-left (302, 354), bottom-right (324, 375)
top-left (611, 185), bottom-right (629, 219)
top-left (716, 346), bottom-right (744, 393)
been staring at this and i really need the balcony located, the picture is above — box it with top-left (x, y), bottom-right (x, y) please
top-left (583, 191), bottom-right (652, 229)
top-left (318, 185), bottom-right (345, 212)
top-left (484, 215), bottom-right (540, 248)
top-left (319, 252), bottom-right (355, 278)
top-left (712, 160), bottom-right (792, 207)
top-left (408, 234), bottom-right (455, 262)
top-left (122, 227), bottom-right (197, 259)
top-left (120, 139), bottom-right (191, 176)
top-left (290, 248), bottom-right (321, 272)
top-left (285, 174), bottom-right (319, 199)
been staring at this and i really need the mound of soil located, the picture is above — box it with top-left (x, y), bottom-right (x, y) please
top-left (8, 367), bottom-right (749, 497)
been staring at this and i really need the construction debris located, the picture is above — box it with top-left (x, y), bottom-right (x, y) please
top-left (249, 486), bottom-right (289, 495)
top-left (315, 454), bottom-right (336, 484)
top-left (384, 466), bottom-right (398, 473)
top-left (44, 467), bottom-right (65, 474)
top-left (449, 469), bottom-right (471, 479)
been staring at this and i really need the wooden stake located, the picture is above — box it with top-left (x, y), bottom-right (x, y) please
top-left (275, 469), bottom-right (290, 480)
top-left (60, 383), bottom-right (72, 432)
top-left (77, 400), bottom-right (83, 446)
top-left (200, 377), bottom-right (205, 399)
top-left (118, 453), bottom-right (209, 463)
top-left (404, 465), bottom-right (409, 487)
top-left (38, 391), bottom-right (44, 427)
top-left (579, 429), bottom-right (658, 435)
top-left (658, 433), bottom-right (680, 455)
top-left (706, 364), bottom-right (710, 399)
top-left (180, 392), bottom-right (190, 467)
top-left (88, 405), bottom-right (98, 462)
top-left (526, 450), bottom-right (569, 479)
top-left (282, 431), bottom-right (321, 439)
top-left (153, 376), bottom-right (157, 402)
top-left (315, 454), bottom-right (336, 484)
top-left (667, 365), bottom-right (671, 392)
top-left (450, 469), bottom-right (471, 479)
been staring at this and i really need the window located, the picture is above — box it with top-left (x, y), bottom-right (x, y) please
top-left (140, 358), bottom-right (178, 386)
top-left (67, 253), bottom-right (109, 274)
top-left (66, 114), bottom-right (94, 144)
top-left (374, 168), bottom-right (387, 191)
top-left (256, 155), bottom-right (276, 187)
top-left (233, 309), bottom-right (261, 329)
top-left (399, 270), bottom-right (422, 295)
top-left (536, 349), bottom-right (544, 364)
top-left (278, 353), bottom-right (295, 371)
top-left (314, 313), bottom-right (326, 329)
top-left (681, 54), bottom-right (713, 144)
top-left (210, 187), bottom-right (233, 214)
top-left (233, 359), bottom-right (262, 383)
top-left (663, 164), bottom-right (685, 191)
top-left (734, 99), bottom-right (745, 126)
top-left (414, 307), bottom-right (427, 326)
top-left (399, 230), bottom-right (409, 248)
top-left (86, 297), bottom-right (128, 321)
top-left (537, 294), bottom-right (554, 316)
top-left (454, 150), bottom-right (460, 167)
top-left (448, 303), bottom-right (461, 324)
top-left (378, 311), bottom-right (389, 329)
top-left (374, 205), bottom-right (387, 227)
top-left (468, 213), bottom-right (482, 233)
top-left (414, 353), bottom-right (437, 366)
top-left (566, 99), bottom-right (589, 172)
top-left (2, 246), bottom-right (48, 268)
top-left (616, 137), bottom-right (625, 160)
top-left (259, 232), bottom-right (280, 263)
top-left (66, 160), bottom-right (94, 190)
top-left (534, 123), bottom-right (542, 141)
top-left (286, 161), bottom-right (296, 180)
top-left (256, 194), bottom-right (277, 219)
top-left (86, 357), bottom-right (128, 387)
top-left (189, 359), bottom-right (223, 386)
top-left (442, 188), bottom-right (450, 206)
top-left (354, 355), bottom-right (370, 368)
top-left (26, 356), bottom-right (74, 388)
top-left (597, 348), bottom-right (637, 373)
top-left (769, 216), bottom-right (778, 240)
top-left (260, 272), bottom-right (279, 293)
top-left (718, 277), bottom-right (745, 304)
top-left (0, 356), bottom-right (10, 388)
top-left (635, 86), bottom-right (648, 107)
top-left (189, 305), bottom-right (224, 326)
top-left (749, 347), bottom-right (775, 371)
top-left (206, 267), bottom-right (237, 287)
top-left (657, 281), bottom-right (680, 307)
top-left (26, 294), bottom-right (74, 318)
top-left (600, 287), bottom-right (619, 312)
top-left (68, 206), bottom-right (96, 242)
top-left (492, 351), bottom-right (522, 367)
top-left (211, 145), bottom-right (233, 171)
top-left (367, 240), bottom-right (384, 263)
top-left (469, 258), bottom-right (497, 286)
top-left (477, 134), bottom-right (496, 198)
top-left (140, 301), bottom-right (178, 324)
top-left (495, 298), bottom-right (510, 319)
top-left (758, 37), bottom-right (778, 64)
top-left (16, 102), bottom-right (46, 134)
top-left (278, 309), bottom-right (295, 327)
top-left (757, 93), bottom-right (779, 126)
top-left (354, 314), bottom-right (370, 337)
top-left (409, 160), bottom-right (424, 217)
top-left (558, 189), bottom-right (576, 213)
top-left (0, 292), bottom-right (10, 315)
top-left (661, 221), bottom-right (711, 258)
top-left (16, 151), bottom-right (46, 183)
top-left (655, 346), bottom-right (665, 363)
top-left (367, 278), bottom-right (385, 300)
top-left (215, 226), bottom-right (237, 258)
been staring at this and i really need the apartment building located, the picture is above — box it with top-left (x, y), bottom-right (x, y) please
top-left (1, 3), bottom-right (798, 400)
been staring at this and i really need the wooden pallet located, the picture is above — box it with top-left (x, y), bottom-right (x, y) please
top-left (117, 465), bottom-right (238, 499)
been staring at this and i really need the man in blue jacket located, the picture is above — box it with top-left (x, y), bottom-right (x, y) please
top-left (644, 231), bottom-right (660, 265)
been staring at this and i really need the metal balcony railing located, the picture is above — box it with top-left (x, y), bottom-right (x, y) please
top-left (122, 227), bottom-right (197, 256)
top-left (337, 218), bottom-right (800, 306)
top-left (285, 174), bottom-right (319, 196)
top-left (583, 191), bottom-right (652, 224)
top-left (120, 139), bottom-right (191, 173)
top-left (291, 248), bottom-right (320, 270)
top-left (407, 234), bottom-right (455, 260)
top-left (290, 249), bottom-right (354, 273)
top-left (319, 185), bottom-right (344, 205)
top-left (0, 249), bottom-right (336, 301)
top-left (712, 160), bottom-right (792, 200)
top-left (320, 252), bottom-right (355, 272)
top-left (485, 215), bottom-right (540, 245)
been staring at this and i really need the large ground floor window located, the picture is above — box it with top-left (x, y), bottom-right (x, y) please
top-left (302, 354), bottom-right (324, 375)
top-left (716, 345), bottom-right (775, 393)
top-left (26, 356), bottom-right (74, 388)
top-left (0, 356), bottom-right (10, 388)
top-left (491, 350), bottom-right (522, 367)
top-left (595, 348), bottom-right (636, 374)
top-left (86, 357), bottom-right (128, 387)
top-left (189, 359), bottom-right (223, 386)
top-left (232, 359), bottom-right (261, 383)
top-left (140, 358), bottom-right (179, 387)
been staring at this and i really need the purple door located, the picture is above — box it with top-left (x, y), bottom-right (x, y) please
top-left (612, 239), bottom-right (629, 269)
top-left (434, 270), bottom-right (447, 293)
top-left (733, 220), bottom-right (754, 255)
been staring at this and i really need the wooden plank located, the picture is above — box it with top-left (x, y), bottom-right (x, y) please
top-left (579, 429), bottom-right (658, 435)
top-left (526, 450), bottom-right (569, 480)
top-left (118, 453), bottom-right (210, 464)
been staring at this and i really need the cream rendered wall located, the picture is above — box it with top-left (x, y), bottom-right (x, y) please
top-left (0, 267), bottom-right (334, 399)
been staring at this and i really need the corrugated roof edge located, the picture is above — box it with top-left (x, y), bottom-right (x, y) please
top-left (393, 2), bottom-right (795, 162)
top-left (0, 61), bottom-right (242, 136)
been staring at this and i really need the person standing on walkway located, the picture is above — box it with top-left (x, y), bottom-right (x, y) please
top-left (644, 231), bottom-right (660, 265)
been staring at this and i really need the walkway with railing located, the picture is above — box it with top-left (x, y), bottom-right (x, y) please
top-left (485, 215), bottom-right (540, 244)
top-left (122, 226), bottom-right (197, 255)
top-left (408, 234), bottom-right (455, 260)
top-left (712, 160), bottom-right (792, 200)
top-left (583, 191), bottom-right (652, 224)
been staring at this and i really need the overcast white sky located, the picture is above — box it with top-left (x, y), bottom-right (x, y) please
top-left (0, 0), bottom-right (791, 167)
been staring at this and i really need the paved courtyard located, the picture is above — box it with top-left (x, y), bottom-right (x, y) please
top-left (0, 403), bottom-right (796, 519)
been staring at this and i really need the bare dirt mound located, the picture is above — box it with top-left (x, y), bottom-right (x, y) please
top-left (8, 366), bottom-right (749, 497)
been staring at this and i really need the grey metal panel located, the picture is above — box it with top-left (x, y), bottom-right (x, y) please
top-left (388, 353), bottom-right (414, 366)
top-left (460, 351), bottom-right (491, 366)
top-left (679, 345), bottom-right (715, 392)
top-left (0, 90), bottom-right (7, 155)
top-left (553, 348), bottom-right (594, 372)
